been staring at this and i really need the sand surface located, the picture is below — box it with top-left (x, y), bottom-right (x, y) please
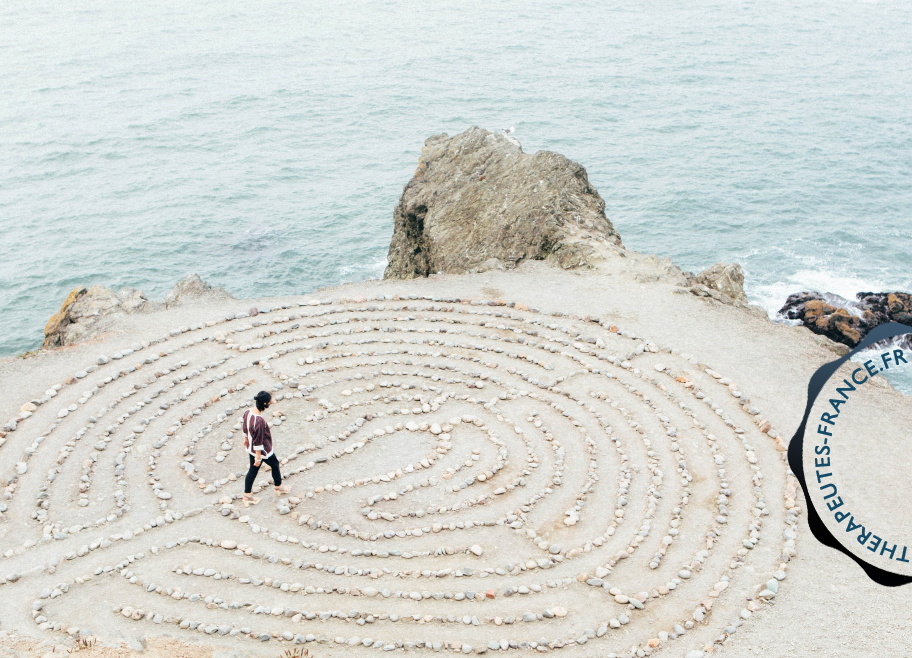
top-left (1, 252), bottom-right (909, 657)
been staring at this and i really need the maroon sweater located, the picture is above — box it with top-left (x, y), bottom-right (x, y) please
top-left (242, 409), bottom-right (273, 458)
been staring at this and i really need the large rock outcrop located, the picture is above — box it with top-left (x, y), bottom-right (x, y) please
top-left (779, 290), bottom-right (912, 346)
top-left (384, 127), bottom-right (623, 279)
top-left (43, 275), bottom-right (233, 349)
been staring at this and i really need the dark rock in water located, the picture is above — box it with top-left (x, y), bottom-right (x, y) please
top-left (779, 290), bottom-right (912, 347)
top-left (384, 126), bottom-right (623, 279)
top-left (856, 292), bottom-right (912, 327)
top-left (780, 292), bottom-right (871, 346)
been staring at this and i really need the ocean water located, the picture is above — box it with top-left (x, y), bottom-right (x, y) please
top-left (2, 0), bottom-right (911, 370)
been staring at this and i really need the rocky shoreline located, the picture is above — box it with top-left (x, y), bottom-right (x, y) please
top-left (38, 268), bottom-right (912, 363)
top-left (31, 128), bottom-right (908, 363)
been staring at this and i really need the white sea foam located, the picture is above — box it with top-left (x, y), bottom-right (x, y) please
top-left (338, 257), bottom-right (388, 282)
top-left (749, 269), bottom-right (898, 321)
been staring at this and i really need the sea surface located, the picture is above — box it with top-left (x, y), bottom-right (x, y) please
top-left (1, 0), bottom-right (910, 387)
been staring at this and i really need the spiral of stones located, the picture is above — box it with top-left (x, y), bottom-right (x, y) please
top-left (1, 294), bottom-right (800, 657)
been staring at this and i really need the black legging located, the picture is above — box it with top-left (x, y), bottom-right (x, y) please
top-left (245, 453), bottom-right (282, 493)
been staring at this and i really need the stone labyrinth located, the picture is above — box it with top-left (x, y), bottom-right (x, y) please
top-left (0, 295), bottom-right (800, 658)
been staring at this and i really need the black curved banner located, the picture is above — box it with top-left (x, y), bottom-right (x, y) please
top-left (787, 322), bottom-right (912, 587)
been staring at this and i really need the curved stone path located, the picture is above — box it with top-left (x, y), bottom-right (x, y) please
top-left (0, 295), bottom-right (799, 657)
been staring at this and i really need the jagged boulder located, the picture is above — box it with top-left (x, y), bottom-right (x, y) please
top-left (384, 127), bottom-right (622, 279)
top-left (683, 262), bottom-right (749, 306)
top-left (693, 263), bottom-right (748, 303)
top-left (165, 274), bottom-right (232, 308)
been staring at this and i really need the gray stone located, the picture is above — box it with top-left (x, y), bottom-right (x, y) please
top-left (691, 262), bottom-right (748, 303)
top-left (165, 274), bottom-right (234, 308)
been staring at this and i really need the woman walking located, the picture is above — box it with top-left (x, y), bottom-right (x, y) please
top-left (241, 390), bottom-right (289, 506)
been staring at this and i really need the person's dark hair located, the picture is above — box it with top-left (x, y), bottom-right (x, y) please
top-left (254, 391), bottom-right (272, 411)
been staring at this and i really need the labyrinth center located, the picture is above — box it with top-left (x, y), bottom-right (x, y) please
top-left (0, 295), bottom-right (798, 657)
